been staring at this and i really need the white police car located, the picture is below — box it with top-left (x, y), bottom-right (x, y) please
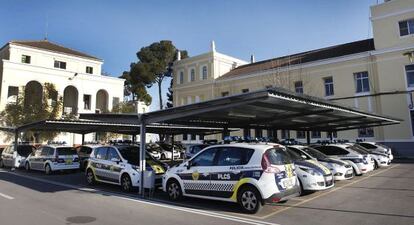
top-left (286, 148), bottom-right (334, 194)
top-left (162, 143), bottom-right (300, 214)
top-left (287, 145), bottom-right (353, 181)
top-left (86, 145), bottom-right (167, 192)
top-left (0, 144), bottom-right (35, 168)
top-left (312, 144), bottom-right (374, 175)
top-left (359, 142), bottom-right (393, 161)
top-left (25, 145), bottom-right (80, 174)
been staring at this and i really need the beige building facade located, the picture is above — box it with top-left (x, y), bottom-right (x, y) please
top-left (172, 0), bottom-right (414, 157)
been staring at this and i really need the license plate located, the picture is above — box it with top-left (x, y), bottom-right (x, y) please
top-left (282, 179), bottom-right (293, 188)
top-left (326, 176), bottom-right (333, 181)
top-left (65, 160), bottom-right (72, 164)
top-left (346, 170), bottom-right (353, 174)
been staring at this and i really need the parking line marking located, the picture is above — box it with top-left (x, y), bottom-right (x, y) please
top-left (3, 171), bottom-right (279, 225)
top-left (259, 165), bottom-right (399, 219)
top-left (0, 192), bottom-right (14, 200)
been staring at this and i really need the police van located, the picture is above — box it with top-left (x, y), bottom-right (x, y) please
top-left (25, 145), bottom-right (80, 174)
top-left (162, 143), bottom-right (300, 214)
top-left (85, 145), bottom-right (167, 192)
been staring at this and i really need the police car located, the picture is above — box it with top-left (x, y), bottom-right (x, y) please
top-left (359, 142), bottom-right (394, 161)
top-left (346, 143), bottom-right (391, 169)
top-left (285, 148), bottom-right (334, 194)
top-left (0, 144), bottom-right (35, 168)
top-left (287, 145), bottom-right (353, 181)
top-left (76, 144), bottom-right (102, 171)
top-left (162, 143), bottom-right (300, 214)
top-left (25, 145), bottom-right (80, 174)
top-left (85, 145), bottom-right (167, 192)
top-left (312, 144), bottom-right (374, 175)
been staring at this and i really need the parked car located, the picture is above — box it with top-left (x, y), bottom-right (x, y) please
top-left (76, 144), bottom-right (101, 171)
top-left (285, 148), bottom-right (334, 194)
top-left (151, 143), bottom-right (180, 160)
top-left (184, 144), bottom-right (210, 159)
top-left (359, 142), bottom-right (393, 161)
top-left (163, 143), bottom-right (300, 214)
top-left (146, 143), bottom-right (162, 160)
top-left (312, 144), bottom-right (374, 175)
top-left (0, 144), bottom-right (35, 168)
top-left (85, 145), bottom-right (167, 191)
top-left (25, 145), bottom-right (80, 174)
top-left (287, 145), bottom-right (353, 181)
top-left (346, 143), bottom-right (391, 169)
top-left (158, 142), bottom-right (185, 159)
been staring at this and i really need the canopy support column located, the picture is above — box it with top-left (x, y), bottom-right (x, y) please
top-left (306, 131), bottom-right (310, 145)
top-left (171, 134), bottom-right (175, 164)
top-left (222, 126), bottom-right (229, 141)
top-left (139, 122), bottom-right (146, 197)
top-left (329, 132), bottom-right (333, 142)
top-left (81, 134), bottom-right (85, 145)
top-left (12, 130), bottom-right (18, 171)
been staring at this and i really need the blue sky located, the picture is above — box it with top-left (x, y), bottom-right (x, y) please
top-left (0, 0), bottom-right (377, 110)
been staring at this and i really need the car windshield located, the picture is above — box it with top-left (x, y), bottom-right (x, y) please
top-left (17, 145), bottom-right (35, 157)
top-left (57, 147), bottom-right (76, 155)
top-left (117, 146), bottom-right (154, 166)
top-left (264, 147), bottom-right (293, 165)
top-left (346, 145), bottom-right (368, 155)
top-left (302, 147), bottom-right (328, 159)
top-left (147, 144), bottom-right (163, 152)
top-left (286, 149), bottom-right (304, 161)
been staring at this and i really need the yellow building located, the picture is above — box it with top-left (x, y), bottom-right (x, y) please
top-left (172, 0), bottom-right (414, 157)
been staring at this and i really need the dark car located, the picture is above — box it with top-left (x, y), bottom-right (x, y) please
top-left (76, 145), bottom-right (101, 171)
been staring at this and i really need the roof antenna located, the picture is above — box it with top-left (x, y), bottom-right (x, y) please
top-left (44, 13), bottom-right (49, 41)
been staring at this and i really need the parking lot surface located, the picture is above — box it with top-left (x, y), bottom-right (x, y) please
top-left (0, 163), bottom-right (413, 225)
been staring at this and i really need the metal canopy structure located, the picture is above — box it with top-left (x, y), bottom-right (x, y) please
top-left (14, 119), bottom-right (227, 135)
top-left (141, 88), bottom-right (401, 132)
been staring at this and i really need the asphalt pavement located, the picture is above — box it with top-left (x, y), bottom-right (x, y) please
top-left (0, 163), bottom-right (413, 225)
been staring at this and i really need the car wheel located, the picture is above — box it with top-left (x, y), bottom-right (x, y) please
top-left (86, 169), bottom-right (96, 185)
top-left (374, 160), bottom-right (379, 170)
top-left (238, 186), bottom-right (262, 214)
top-left (121, 174), bottom-right (132, 192)
top-left (25, 162), bottom-right (30, 171)
top-left (82, 161), bottom-right (88, 172)
top-left (0, 159), bottom-right (4, 168)
top-left (167, 179), bottom-right (182, 201)
top-left (298, 179), bottom-right (304, 196)
top-left (45, 164), bottom-right (52, 175)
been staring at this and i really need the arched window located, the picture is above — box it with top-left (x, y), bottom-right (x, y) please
top-left (179, 71), bottom-right (184, 84)
top-left (202, 66), bottom-right (207, 80)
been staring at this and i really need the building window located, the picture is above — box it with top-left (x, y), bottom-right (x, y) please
top-left (311, 131), bottom-right (321, 138)
top-left (182, 133), bottom-right (188, 141)
top-left (281, 130), bottom-right (290, 139)
top-left (7, 86), bottom-right (19, 103)
top-left (405, 65), bottom-right (414, 87)
top-left (221, 91), bottom-right (229, 97)
top-left (191, 134), bottom-right (196, 140)
top-left (83, 95), bottom-right (91, 110)
top-left (179, 71), bottom-right (184, 84)
top-left (112, 97), bottom-right (120, 110)
top-left (202, 66), bottom-right (208, 80)
top-left (242, 88), bottom-right (249, 93)
top-left (190, 69), bottom-right (195, 82)
top-left (265, 85), bottom-right (273, 89)
top-left (324, 77), bottom-right (334, 96)
top-left (86, 66), bottom-right (93, 74)
top-left (399, 19), bottom-right (414, 36)
top-left (296, 131), bottom-right (305, 139)
top-left (354, 71), bottom-right (370, 93)
top-left (358, 128), bottom-right (374, 138)
top-left (54, 60), bottom-right (66, 69)
top-left (21, 55), bottom-right (31, 64)
top-left (294, 81), bottom-right (303, 93)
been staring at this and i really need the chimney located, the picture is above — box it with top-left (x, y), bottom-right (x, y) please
top-left (176, 50), bottom-right (181, 61)
top-left (211, 40), bottom-right (216, 52)
top-left (250, 54), bottom-right (255, 63)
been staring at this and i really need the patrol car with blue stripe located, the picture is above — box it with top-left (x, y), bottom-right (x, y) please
top-left (162, 143), bottom-right (300, 214)
top-left (286, 148), bottom-right (334, 194)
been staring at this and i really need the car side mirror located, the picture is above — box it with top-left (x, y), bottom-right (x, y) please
top-left (186, 161), bottom-right (192, 170)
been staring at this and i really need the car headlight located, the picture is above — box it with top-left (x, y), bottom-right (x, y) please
top-left (299, 167), bottom-right (320, 176)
